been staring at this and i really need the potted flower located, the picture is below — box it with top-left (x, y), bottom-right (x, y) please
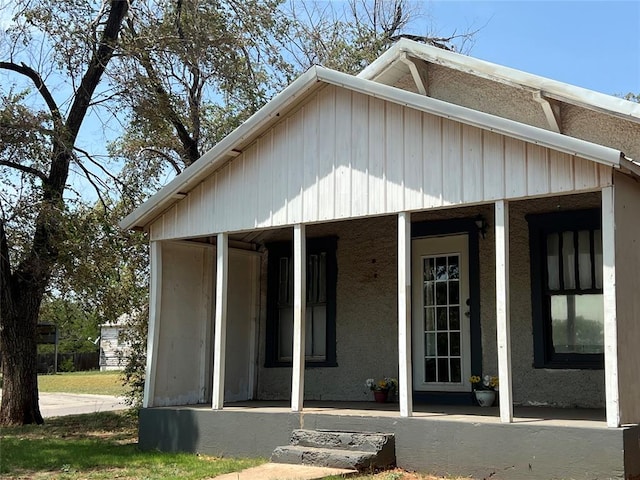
top-left (366, 377), bottom-right (398, 403)
top-left (469, 374), bottom-right (498, 407)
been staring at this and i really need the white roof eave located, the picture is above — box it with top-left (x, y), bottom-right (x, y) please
top-left (359, 38), bottom-right (640, 124)
top-left (121, 65), bottom-right (625, 231)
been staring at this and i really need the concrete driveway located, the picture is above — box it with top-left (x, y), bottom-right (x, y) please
top-left (39, 392), bottom-right (128, 417)
top-left (0, 390), bottom-right (128, 417)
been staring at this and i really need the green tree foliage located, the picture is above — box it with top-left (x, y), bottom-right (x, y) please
top-left (110, 0), bottom-right (291, 198)
top-left (0, 0), bottom-right (130, 425)
top-left (38, 299), bottom-right (99, 354)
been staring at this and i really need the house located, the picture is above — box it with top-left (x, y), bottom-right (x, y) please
top-left (99, 314), bottom-right (132, 371)
top-left (120, 39), bottom-right (640, 479)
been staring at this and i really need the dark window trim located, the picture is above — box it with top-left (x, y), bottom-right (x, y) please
top-left (411, 218), bottom-right (483, 389)
top-left (265, 237), bottom-right (338, 368)
top-left (527, 208), bottom-right (604, 369)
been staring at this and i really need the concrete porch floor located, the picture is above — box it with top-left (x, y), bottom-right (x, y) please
top-left (216, 400), bottom-right (608, 428)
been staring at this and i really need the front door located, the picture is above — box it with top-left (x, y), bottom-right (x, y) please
top-left (412, 235), bottom-right (471, 392)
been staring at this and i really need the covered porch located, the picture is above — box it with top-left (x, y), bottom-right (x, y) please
top-left (199, 191), bottom-right (618, 423)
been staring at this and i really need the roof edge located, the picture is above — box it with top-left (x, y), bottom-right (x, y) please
top-left (119, 66), bottom-right (326, 231)
top-left (359, 38), bottom-right (640, 123)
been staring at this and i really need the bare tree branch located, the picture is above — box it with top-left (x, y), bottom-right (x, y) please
top-left (0, 160), bottom-right (47, 181)
top-left (0, 61), bottom-right (64, 125)
top-left (138, 147), bottom-right (182, 175)
top-left (73, 145), bottom-right (127, 186)
top-left (126, 17), bottom-right (200, 166)
top-left (71, 159), bottom-right (108, 210)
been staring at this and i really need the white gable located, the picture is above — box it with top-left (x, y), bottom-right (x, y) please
top-left (149, 84), bottom-right (611, 241)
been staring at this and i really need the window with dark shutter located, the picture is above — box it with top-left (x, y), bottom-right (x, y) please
top-left (528, 209), bottom-right (604, 369)
top-left (266, 237), bottom-right (337, 367)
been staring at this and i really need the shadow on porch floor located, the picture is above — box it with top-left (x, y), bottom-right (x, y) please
top-left (201, 400), bottom-right (607, 428)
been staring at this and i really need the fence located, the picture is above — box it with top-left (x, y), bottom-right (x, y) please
top-left (37, 352), bottom-right (100, 373)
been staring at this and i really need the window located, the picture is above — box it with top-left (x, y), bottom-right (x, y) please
top-left (528, 209), bottom-right (604, 369)
top-left (265, 237), bottom-right (337, 367)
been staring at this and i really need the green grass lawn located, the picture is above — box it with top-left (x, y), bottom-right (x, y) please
top-left (12, 372), bottom-right (459, 480)
top-left (37, 371), bottom-right (127, 396)
top-left (0, 408), bottom-right (460, 480)
top-left (0, 411), bottom-right (264, 479)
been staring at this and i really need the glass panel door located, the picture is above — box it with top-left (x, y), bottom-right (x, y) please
top-left (422, 254), bottom-right (462, 384)
top-left (412, 235), bottom-right (470, 392)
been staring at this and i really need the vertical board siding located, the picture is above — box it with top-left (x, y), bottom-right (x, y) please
top-left (351, 92), bottom-right (370, 217)
top-left (227, 153), bottom-right (244, 232)
top-left (257, 131), bottom-right (274, 228)
top-left (526, 144), bottom-right (549, 196)
top-left (442, 119), bottom-right (462, 205)
top-left (386, 102), bottom-right (405, 212)
top-left (243, 144), bottom-right (259, 228)
top-left (334, 88), bottom-right (353, 219)
top-left (423, 114), bottom-right (443, 208)
top-left (368, 97), bottom-right (386, 214)
top-left (482, 131), bottom-right (505, 200)
top-left (287, 110), bottom-right (305, 224)
top-left (149, 86), bottom-right (614, 241)
top-left (504, 137), bottom-right (527, 197)
top-left (271, 121), bottom-right (289, 226)
top-left (303, 95), bottom-right (319, 223)
top-left (403, 108), bottom-right (424, 210)
top-left (549, 150), bottom-right (574, 192)
top-left (203, 177), bottom-right (214, 234)
top-left (574, 156), bottom-right (598, 190)
top-left (317, 87), bottom-right (336, 221)
top-left (462, 124), bottom-right (483, 203)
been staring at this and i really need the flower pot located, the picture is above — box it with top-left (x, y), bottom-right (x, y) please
top-left (373, 390), bottom-right (389, 403)
top-left (474, 390), bottom-right (496, 407)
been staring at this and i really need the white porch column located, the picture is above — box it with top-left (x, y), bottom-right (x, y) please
top-left (602, 186), bottom-right (620, 428)
top-left (495, 200), bottom-right (513, 423)
top-left (143, 241), bottom-right (162, 408)
top-left (398, 212), bottom-right (413, 417)
top-left (291, 224), bottom-right (307, 412)
top-left (212, 232), bottom-right (229, 410)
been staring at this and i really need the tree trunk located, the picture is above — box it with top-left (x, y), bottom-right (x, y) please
top-left (0, 307), bottom-right (43, 425)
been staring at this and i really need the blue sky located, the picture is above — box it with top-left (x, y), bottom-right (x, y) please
top-left (425, 0), bottom-right (639, 96)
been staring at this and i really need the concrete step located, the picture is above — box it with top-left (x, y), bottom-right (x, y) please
top-left (271, 429), bottom-right (396, 471)
top-left (271, 445), bottom-right (378, 471)
top-left (291, 429), bottom-right (394, 453)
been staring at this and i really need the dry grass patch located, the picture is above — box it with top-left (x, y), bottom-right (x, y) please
top-left (322, 467), bottom-right (471, 480)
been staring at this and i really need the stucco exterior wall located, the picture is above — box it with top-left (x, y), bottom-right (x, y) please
top-left (152, 241), bottom-right (214, 407)
top-left (255, 192), bottom-right (605, 407)
top-left (613, 171), bottom-right (640, 424)
top-left (507, 193), bottom-right (604, 408)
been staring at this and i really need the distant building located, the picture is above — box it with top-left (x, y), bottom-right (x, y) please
top-left (99, 314), bottom-right (131, 371)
